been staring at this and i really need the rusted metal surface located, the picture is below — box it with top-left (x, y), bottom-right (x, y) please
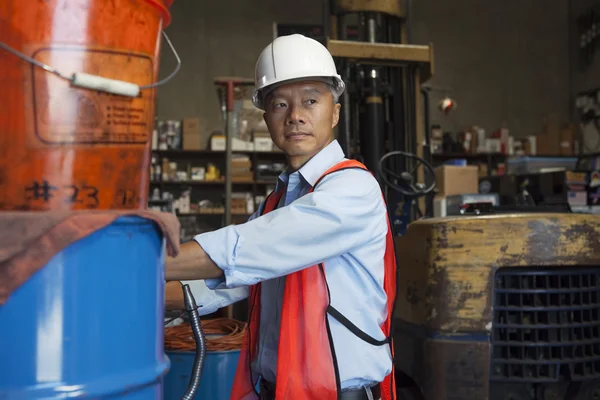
top-left (326, 40), bottom-right (431, 63)
top-left (332, 0), bottom-right (405, 18)
top-left (326, 39), bottom-right (434, 81)
top-left (395, 214), bottom-right (600, 333)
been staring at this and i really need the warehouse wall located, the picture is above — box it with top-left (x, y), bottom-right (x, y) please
top-left (411, 1), bottom-right (570, 138)
top-left (157, 0), bottom-right (571, 145)
top-left (156, 0), bottom-right (324, 146)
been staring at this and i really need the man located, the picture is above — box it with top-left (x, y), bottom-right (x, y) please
top-left (165, 34), bottom-right (397, 400)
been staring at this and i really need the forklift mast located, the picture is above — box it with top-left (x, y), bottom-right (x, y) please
top-left (325, 0), bottom-right (434, 229)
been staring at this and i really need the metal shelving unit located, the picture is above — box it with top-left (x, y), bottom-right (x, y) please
top-left (150, 148), bottom-right (285, 229)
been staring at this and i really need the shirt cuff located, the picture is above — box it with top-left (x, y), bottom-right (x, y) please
top-left (205, 277), bottom-right (226, 290)
top-left (180, 279), bottom-right (221, 316)
top-left (194, 227), bottom-right (253, 289)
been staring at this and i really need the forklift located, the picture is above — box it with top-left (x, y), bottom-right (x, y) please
top-left (395, 210), bottom-right (600, 400)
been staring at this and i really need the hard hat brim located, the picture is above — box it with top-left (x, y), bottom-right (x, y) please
top-left (252, 75), bottom-right (345, 110)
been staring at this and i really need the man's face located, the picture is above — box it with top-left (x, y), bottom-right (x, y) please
top-left (263, 81), bottom-right (341, 165)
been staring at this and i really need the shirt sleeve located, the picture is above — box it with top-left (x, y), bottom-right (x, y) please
top-left (194, 169), bottom-right (387, 289)
top-left (181, 207), bottom-right (264, 313)
top-left (182, 279), bottom-right (249, 316)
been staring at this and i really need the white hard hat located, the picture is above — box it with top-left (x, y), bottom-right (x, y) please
top-left (252, 34), bottom-right (345, 110)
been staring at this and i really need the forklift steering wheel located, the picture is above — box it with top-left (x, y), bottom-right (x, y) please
top-left (378, 151), bottom-right (436, 197)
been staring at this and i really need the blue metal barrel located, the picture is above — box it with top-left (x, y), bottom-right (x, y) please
top-left (164, 350), bottom-right (240, 399)
top-left (0, 216), bottom-right (170, 399)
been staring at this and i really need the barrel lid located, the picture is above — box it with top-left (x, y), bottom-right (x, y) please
top-left (144, 0), bottom-right (173, 27)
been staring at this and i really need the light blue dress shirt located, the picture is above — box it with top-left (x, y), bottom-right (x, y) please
top-left (185, 140), bottom-right (392, 390)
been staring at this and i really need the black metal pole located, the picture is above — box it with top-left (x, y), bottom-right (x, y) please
top-left (362, 78), bottom-right (385, 177)
top-left (338, 61), bottom-right (352, 157)
top-left (421, 88), bottom-right (434, 217)
top-left (360, 14), bottom-right (385, 178)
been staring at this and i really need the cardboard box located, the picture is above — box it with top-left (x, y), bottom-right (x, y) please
top-left (234, 138), bottom-right (254, 151)
top-left (254, 137), bottom-right (274, 152)
top-left (566, 171), bottom-right (587, 185)
top-left (433, 195), bottom-right (446, 218)
top-left (537, 114), bottom-right (561, 155)
top-left (183, 118), bottom-right (202, 150)
top-left (478, 164), bottom-right (489, 178)
top-left (559, 124), bottom-right (575, 156)
top-left (183, 118), bottom-right (200, 135)
top-left (435, 165), bottom-right (479, 197)
top-left (211, 135), bottom-right (226, 151)
top-left (568, 191), bottom-right (588, 206)
top-left (253, 131), bottom-right (274, 152)
top-left (210, 136), bottom-right (254, 151)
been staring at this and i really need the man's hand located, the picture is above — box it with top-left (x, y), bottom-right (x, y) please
top-left (165, 240), bottom-right (223, 281)
top-left (165, 281), bottom-right (185, 310)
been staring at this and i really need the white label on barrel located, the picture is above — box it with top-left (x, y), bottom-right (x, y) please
top-left (24, 46), bottom-right (155, 147)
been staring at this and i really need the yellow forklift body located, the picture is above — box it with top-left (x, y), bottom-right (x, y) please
top-left (394, 213), bottom-right (600, 400)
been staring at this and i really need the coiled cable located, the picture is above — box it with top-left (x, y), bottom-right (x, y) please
top-left (165, 318), bottom-right (246, 352)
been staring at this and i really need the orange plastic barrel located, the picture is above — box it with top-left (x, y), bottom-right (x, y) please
top-left (0, 0), bottom-right (173, 210)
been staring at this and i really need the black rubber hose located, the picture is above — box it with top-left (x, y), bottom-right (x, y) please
top-left (180, 284), bottom-right (206, 400)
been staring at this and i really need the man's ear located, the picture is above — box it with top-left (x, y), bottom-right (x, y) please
top-left (263, 112), bottom-right (273, 138)
top-left (331, 103), bottom-right (341, 128)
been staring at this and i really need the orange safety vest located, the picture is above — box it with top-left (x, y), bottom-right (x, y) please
top-left (230, 159), bottom-right (397, 400)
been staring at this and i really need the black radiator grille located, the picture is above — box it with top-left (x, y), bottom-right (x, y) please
top-left (491, 268), bottom-right (600, 383)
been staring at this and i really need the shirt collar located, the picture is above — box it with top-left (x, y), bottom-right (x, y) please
top-left (276, 140), bottom-right (346, 191)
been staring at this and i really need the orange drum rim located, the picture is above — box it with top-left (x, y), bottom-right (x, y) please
top-left (143, 0), bottom-right (173, 27)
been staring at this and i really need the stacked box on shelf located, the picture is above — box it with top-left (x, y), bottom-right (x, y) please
top-left (231, 155), bottom-right (253, 182)
top-left (433, 165), bottom-right (479, 217)
top-left (231, 154), bottom-right (254, 215)
top-left (182, 118), bottom-right (202, 150)
top-left (210, 135), bottom-right (254, 151)
top-left (231, 193), bottom-right (254, 215)
top-left (566, 171), bottom-right (588, 207)
top-left (253, 131), bottom-right (275, 152)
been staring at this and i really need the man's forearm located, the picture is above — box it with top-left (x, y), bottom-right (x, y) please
top-left (165, 281), bottom-right (185, 310)
top-left (165, 240), bottom-right (224, 281)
